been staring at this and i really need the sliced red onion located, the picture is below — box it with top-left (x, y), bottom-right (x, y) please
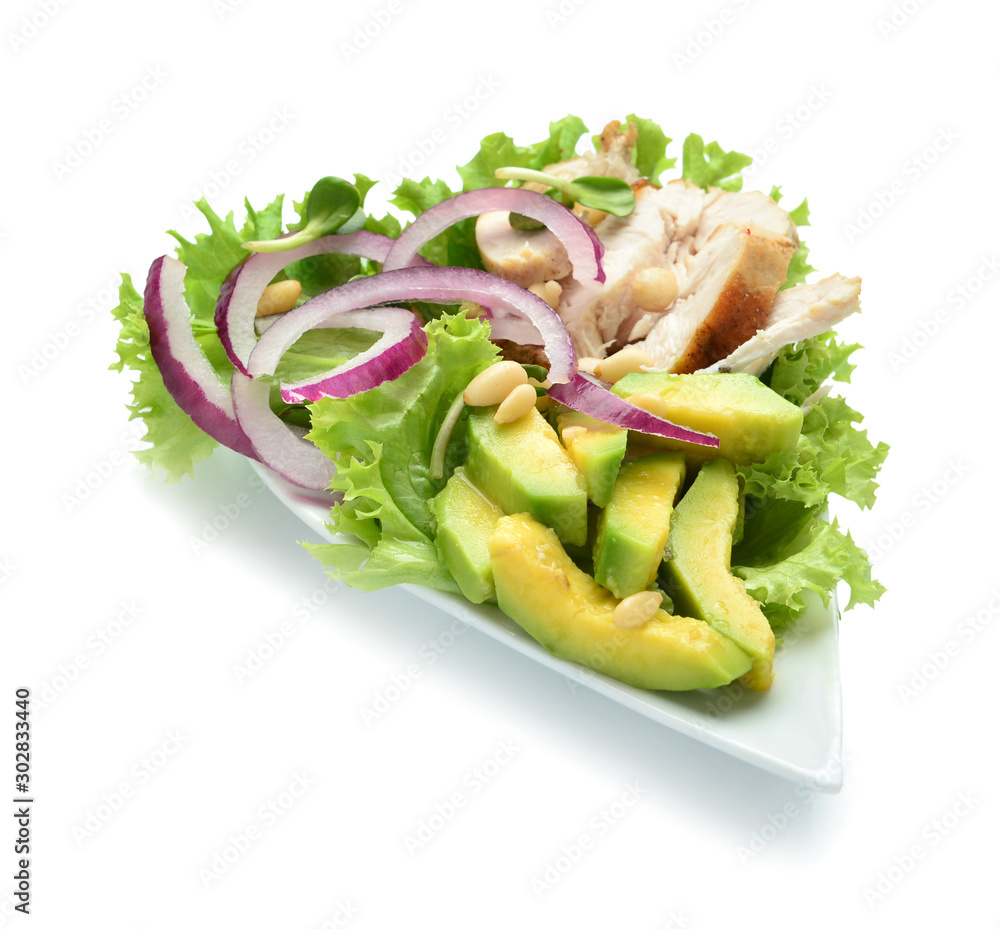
top-left (230, 372), bottom-right (334, 490)
top-left (381, 187), bottom-right (606, 284)
top-left (279, 308), bottom-right (428, 403)
top-left (248, 265), bottom-right (577, 383)
top-left (547, 371), bottom-right (720, 448)
top-left (215, 230), bottom-right (399, 376)
top-left (485, 313), bottom-right (545, 345)
top-left (144, 255), bottom-right (258, 459)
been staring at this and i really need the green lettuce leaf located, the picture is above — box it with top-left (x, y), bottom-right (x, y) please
top-left (168, 196), bottom-right (284, 327)
top-left (681, 134), bottom-right (752, 191)
top-left (624, 114), bottom-right (675, 184)
top-left (766, 331), bottom-right (860, 406)
top-left (732, 333), bottom-right (888, 622)
top-left (110, 274), bottom-right (218, 481)
top-left (738, 394), bottom-right (888, 513)
top-left (733, 499), bottom-right (885, 627)
top-left (303, 311), bottom-right (500, 592)
top-left (741, 335), bottom-right (889, 512)
top-left (766, 187), bottom-right (815, 289)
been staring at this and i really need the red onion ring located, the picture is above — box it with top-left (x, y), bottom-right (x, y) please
top-left (278, 308), bottom-right (428, 403)
top-left (230, 372), bottom-right (333, 490)
top-left (381, 187), bottom-right (606, 284)
top-left (144, 255), bottom-right (258, 459)
top-left (215, 230), bottom-right (399, 376)
top-left (248, 265), bottom-right (577, 383)
top-left (547, 371), bottom-right (720, 447)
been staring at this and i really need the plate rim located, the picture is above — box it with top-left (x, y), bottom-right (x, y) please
top-left (250, 460), bottom-right (845, 792)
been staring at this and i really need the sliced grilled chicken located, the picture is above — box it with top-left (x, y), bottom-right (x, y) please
top-left (699, 274), bottom-right (862, 375)
top-left (695, 190), bottom-right (799, 250)
top-left (638, 222), bottom-right (797, 373)
top-left (555, 184), bottom-right (672, 357)
top-left (475, 210), bottom-right (573, 288)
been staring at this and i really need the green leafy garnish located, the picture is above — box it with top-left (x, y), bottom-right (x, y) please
top-left (493, 167), bottom-right (636, 217)
top-left (244, 176), bottom-right (361, 252)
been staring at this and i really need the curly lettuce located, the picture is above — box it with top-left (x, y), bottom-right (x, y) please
top-left (303, 312), bottom-right (500, 593)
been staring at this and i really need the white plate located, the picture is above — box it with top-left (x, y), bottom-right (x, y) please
top-left (252, 461), bottom-right (844, 792)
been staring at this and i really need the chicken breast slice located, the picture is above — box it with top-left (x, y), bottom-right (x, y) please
top-left (695, 190), bottom-right (799, 250)
top-left (699, 274), bottom-right (862, 376)
top-left (638, 222), bottom-right (797, 373)
top-left (555, 184), bottom-right (672, 357)
top-left (475, 211), bottom-right (573, 289)
top-left (625, 184), bottom-right (795, 344)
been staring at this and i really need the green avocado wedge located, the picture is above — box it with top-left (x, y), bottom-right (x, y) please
top-left (613, 371), bottom-right (803, 465)
top-left (489, 513), bottom-right (754, 691)
top-left (465, 406), bottom-right (588, 548)
top-left (664, 458), bottom-right (776, 691)
top-left (555, 410), bottom-right (628, 508)
top-left (429, 468), bottom-right (504, 604)
top-left (593, 452), bottom-right (686, 599)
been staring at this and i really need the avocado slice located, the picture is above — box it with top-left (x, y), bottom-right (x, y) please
top-left (593, 452), bottom-right (686, 599)
top-left (555, 410), bottom-right (628, 508)
top-left (489, 513), bottom-right (753, 691)
top-left (465, 406), bottom-right (588, 547)
top-left (429, 468), bottom-right (504, 603)
top-left (612, 371), bottom-right (802, 465)
top-left (664, 458), bottom-right (776, 691)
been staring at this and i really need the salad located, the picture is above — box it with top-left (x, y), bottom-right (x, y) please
top-left (112, 112), bottom-right (887, 694)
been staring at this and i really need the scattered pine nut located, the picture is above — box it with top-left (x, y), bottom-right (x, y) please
top-left (256, 279), bottom-right (302, 317)
top-left (494, 383), bottom-right (538, 424)
top-left (631, 267), bottom-right (679, 312)
top-left (528, 280), bottom-right (562, 309)
top-left (594, 346), bottom-right (654, 383)
top-left (464, 361), bottom-right (528, 407)
top-left (613, 590), bottom-right (663, 629)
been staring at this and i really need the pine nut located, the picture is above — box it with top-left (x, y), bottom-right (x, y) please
top-left (256, 279), bottom-right (302, 317)
top-left (613, 590), bottom-right (663, 629)
top-left (494, 382), bottom-right (538, 424)
top-left (628, 392), bottom-right (667, 417)
top-left (594, 346), bottom-right (654, 383)
top-left (528, 280), bottom-right (562, 309)
top-left (573, 202), bottom-right (607, 227)
top-left (631, 267), bottom-right (679, 312)
top-left (464, 361), bottom-right (529, 407)
top-left (560, 425), bottom-right (587, 443)
top-left (576, 356), bottom-right (601, 375)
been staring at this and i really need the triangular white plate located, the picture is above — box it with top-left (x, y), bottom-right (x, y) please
top-left (252, 461), bottom-right (844, 791)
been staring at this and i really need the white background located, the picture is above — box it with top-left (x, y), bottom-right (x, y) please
top-left (2, 0), bottom-right (997, 925)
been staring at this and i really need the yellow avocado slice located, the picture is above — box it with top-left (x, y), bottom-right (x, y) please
top-left (664, 458), bottom-right (776, 691)
top-left (489, 513), bottom-right (754, 691)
